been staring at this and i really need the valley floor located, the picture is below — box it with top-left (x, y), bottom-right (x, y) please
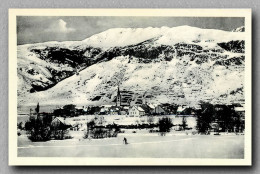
top-left (18, 130), bottom-right (244, 158)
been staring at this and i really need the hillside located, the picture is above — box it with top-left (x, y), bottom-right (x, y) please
top-left (17, 26), bottom-right (245, 107)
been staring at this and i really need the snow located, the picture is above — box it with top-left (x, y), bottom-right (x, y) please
top-left (52, 117), bottom-right (73, 126)
top-left (18, 132), bottom-right (244, 158)
top-left (17, 25), bottom-right (245, 107)
top-left (83, 26), bottom-right (245, 49)
top-left (25, 52), bottom-right (242, 106)
top-left (234, 107), bottom-right (245, 112)
top-left (17, 44), bottom-right (74, 97)
top-left (232, 26), bottom-right (245, 32)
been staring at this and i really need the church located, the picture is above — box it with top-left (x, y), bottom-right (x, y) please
top-left (116, 86), bottom-right (121, 106)
top-left (115, 86), bottom-right (131, 107)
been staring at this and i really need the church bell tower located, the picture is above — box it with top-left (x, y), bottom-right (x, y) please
top-left (116, 86), bottom-right (121, 106)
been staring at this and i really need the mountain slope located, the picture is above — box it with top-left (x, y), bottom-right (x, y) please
top-left (232, 26), bottom-right (245, 32)
top-left (17, 26), bottom-right (245, 107)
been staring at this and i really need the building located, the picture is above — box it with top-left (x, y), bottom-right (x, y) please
top-left (152, 105), bottom-right (166, 115)
top-left (128, 106), bottom-right (145, 117)
top-left (116, 86), bottom-right (121, 106)
top-left (177, 105), bottom-right (190, 115)
top-left (234, 106), bottom-right (245, 117)
top-left (140, 104), bottom-right (153, 115)
top-left (51, 117), bottom-right (72, 130)
top-left (113, 86), bottom-right (131, 107)
top-left (160, 103), bottom-right (178, 115)
top-left (120, 106), bottom-right (129, 115)
top-left (109, 106), bottom-right (121, 115)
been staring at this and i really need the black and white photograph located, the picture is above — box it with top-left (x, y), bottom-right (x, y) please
top-left (8, 9), bottom-right (252, 166)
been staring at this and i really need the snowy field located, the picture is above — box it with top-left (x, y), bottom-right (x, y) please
top-left (17, 115), bottom-right (244, 158)
top-left (18, 130), bottom-right (244, 158)
top-left (18, 114), bottom-right (197, 129)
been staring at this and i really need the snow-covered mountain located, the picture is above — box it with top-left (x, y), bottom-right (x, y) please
top-left (232, 26), bottom-right (245, 32)
top-left (17, 26), bottom-right (245, 107)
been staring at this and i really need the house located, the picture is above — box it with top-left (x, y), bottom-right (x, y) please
top-left (99, 105), bottom-right (113, 115)
top-left (120, 106), bottom-right (129, 115)
top-left (160, 103), bottom-right (178, 115)
top-left (140, 104), bottom-right (153, 115)
top-left (193, 105), bottom-right (202, 110)
top-left (148, 103), bottom-right (156, 110)
top-left (51, 117), bottom-right (72, 130)
top-left (128, 106), bottom-right (145, 117)
top-left (152, 105), bottom-right (166, 115)
top-left (176, 105), bottom-right (191, 115)
top-left (234, 106), bottom-right (245, 116)
top-left (82, 106), bottom-right (89, 114)
top-left (75, 107), bottom-right (84, 115)
top-left (109, 106), bottom-right (121, 115)
top-left (120, 110), bottom-right (128, 115)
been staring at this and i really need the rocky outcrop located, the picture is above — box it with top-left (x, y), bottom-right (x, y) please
top-left (17, 26), bottom-right (246, 106)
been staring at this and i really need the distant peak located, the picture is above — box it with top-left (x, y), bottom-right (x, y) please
top-left (232, 26), bottom-right (245, 32)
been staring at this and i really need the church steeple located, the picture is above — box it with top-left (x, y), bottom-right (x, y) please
top-left (117, 86), bottom-right (120, 95)
top-left (116, 86), bottom-right (121, 106)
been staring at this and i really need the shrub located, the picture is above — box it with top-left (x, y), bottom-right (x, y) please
top-left (196, 102), bottom-right (214, 133)
top-left (17, 122), bottom-right (23, 130)
top-left (52, 129), bottom-right (72, 140)
top-left (158, 117), bottom-right (173, 132)
top-left (84, 127), bottom-right (118, 139)
top-left (26, 118), bottom-right (52, 141)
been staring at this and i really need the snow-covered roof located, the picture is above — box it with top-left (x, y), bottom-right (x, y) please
top-left (137, 107), bottom-right (145, 112)
top-left (100, 108), bottom-right (106, 112)
top-left (102, 105), bottom-right (113, 108)
top-left (148, 104), bottom-right (156, 109)
top-left (53, 117), bottom-right (73, 126)
top-left (234, 107), bottom-right (245, 112)
top-left (75, 107), bottom-right (83, 109)
top-left (193, 105), bottom-right (202, 110)
top-left (177, 106), bottom-right (188, 112)
top-left (130, 105), bottom-right (145, 112)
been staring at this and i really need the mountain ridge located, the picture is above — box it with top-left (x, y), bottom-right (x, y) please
top-left (17, 26), bottom-right (245, 107)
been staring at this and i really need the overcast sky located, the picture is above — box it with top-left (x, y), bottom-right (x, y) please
top-left (17, 16), bottom-right (244, 45)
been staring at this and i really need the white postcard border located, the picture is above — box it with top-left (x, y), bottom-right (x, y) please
top-left (8, 8), bottom-right (252, 166)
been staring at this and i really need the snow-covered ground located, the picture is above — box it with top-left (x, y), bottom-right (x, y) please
top-left (18, 130), bottom-right (244, 158)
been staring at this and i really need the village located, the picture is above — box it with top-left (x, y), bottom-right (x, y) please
top-left (17, 93), bottom-right (245, 158)
top-left (17, 86), bottom-right (246, 144)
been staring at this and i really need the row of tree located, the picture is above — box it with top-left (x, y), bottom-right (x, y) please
top-left (20, 102), bottom-right (243, 141)
top-left (196, 102), bottom-right (244, 133)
